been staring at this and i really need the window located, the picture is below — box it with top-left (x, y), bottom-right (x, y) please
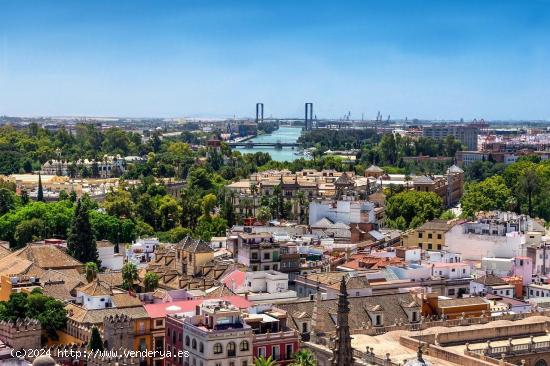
top-left (273, 264), bottom-right (278, 271)
top-left (155, 319), bottom-right (164, 327)
top-left (437, 244), bottom-right (442, 250)
top-left (286, 344), bottom-right (294, 358)
top-left (213, 343), bottom-right (223, 354)
top-left (199, 342), bottom-right (204, 353)
top-left (258, 347), bottom-right (266, 357)
top-left (192, 339), bottom-right (197, 349)
top-left (240, 341), bottom-right (249, 351)
top-left (251, 252), bottom-right (258, 260)
top-left (375, 315), bottom-right (382, 326)
top-left (264, 252), bottom-right (271, 260)
top-left (227, 342), bottom-right (236, 357)
top-left (437, 234), bottom-right (442, 240)
top-left (242, 362), bottom-right (248, 366)
top-left (263, 265), bottom-right (270, 271)
top-left (428, 233), bottom-right (432, 239)
top-left (185, 336), bottom-right (190, 347)
top-left (302, 322), bottom-right (308, 333)
top-left (428, 244), bottom-right (432, 250)
top-left (448, 289), bottom-right (456, 296)
top-left (272, 346), bottom-right (280, 360)
top-left (418, 233), bottom-right (423, 239)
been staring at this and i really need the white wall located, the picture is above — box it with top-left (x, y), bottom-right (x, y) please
top-left (78, 292), bottom-right (111, 310)
top-left (98, 247), bottom-right (123, 270)
top-left (445, 225), bottom-right (525, 260)
top-left (387, 265), bottom-right (431, 281)
top-left (309, 201), bottom-right (375, 225)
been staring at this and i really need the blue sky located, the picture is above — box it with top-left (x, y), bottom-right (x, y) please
top-left (1, 0), bottom-right (550, 120)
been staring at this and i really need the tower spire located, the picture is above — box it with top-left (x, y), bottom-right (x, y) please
top-left (330, 276), bottom-right (354, 366)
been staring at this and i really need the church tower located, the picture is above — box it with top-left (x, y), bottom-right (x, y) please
top-left (330, 277), bottom-right (354, 366)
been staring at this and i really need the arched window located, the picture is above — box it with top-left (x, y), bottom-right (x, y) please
top-left (213, 343), bottom-right (223, 354)
top-left (199, 342), bottom-right (204, 353)
top-left (185, 335), bottom-right (190, 347)
top-left (192, 338), bottom-right (197, 349)
top-left (240, 340), bottom-right (249, 351)
top-left (227, 341), bottom-right (236, 357)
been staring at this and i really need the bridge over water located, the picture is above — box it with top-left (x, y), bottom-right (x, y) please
top-left (228, 141), bottom-right (299, 148)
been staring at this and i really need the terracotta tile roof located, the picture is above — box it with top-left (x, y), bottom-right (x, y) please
top-left (66, 303), bottom-right (148, 325)
top-left (8, 244), bottom-right (83, 270)
top-left (279, 292), bottom-right (420, 333)
top-left (0, 244), bottom-right (11, 259)
top-left (0, 256), bottom-right (34, 275)
top-left (473, 274), bottom-right (508, 287)
top-left (77, 279), bottom-right (112, 296)
top-left (342, 254), bottom-right (404, 270)
top-left (97, 271), bottom-right (124, 287)
top-left (204, 285), bottom-right (238, 298)
top-left (438, 297), bottom-right (488, 308)
top-left (111, 293), bottom-right (142, 308)
top-left (418, 219), bottom-right (455, 232)
top-left (178, 236), bottom-right (214, 253)
top-left (335, 172), bottom-right (353, 186)
top-left (306, 272), bottom-right (370, 290)
top-left (40, 269), bottom-right (85, 301)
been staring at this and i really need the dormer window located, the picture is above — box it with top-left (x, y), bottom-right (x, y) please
top-left (374, 315), bottom-right (382, 326)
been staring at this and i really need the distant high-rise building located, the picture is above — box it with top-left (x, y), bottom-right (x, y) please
top-left (423, 124), bottom-right (479, 151)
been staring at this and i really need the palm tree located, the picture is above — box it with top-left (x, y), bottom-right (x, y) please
top-left (143, 271), bottom-right (160, 292)
top-left (122, 262), bottom-right (139, 291)
top-left (290, 349), bottom-right (316, 366)
top-left (254, 355), bottom-right (278, 366)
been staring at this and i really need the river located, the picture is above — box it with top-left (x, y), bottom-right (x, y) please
top-left (234, 126), bottom-right (308, 162)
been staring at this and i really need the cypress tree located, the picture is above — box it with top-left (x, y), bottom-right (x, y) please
top-left (67, 199), bottom-right (99, 264)
top-left (88, 326), bottom-right (104, 351)
top-left (37, 173), bottom-right (44, 202)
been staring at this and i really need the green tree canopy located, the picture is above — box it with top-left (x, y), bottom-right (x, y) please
top-left (385, 190), bottom-right (443, 229)
top-left (143, 272), bottom-right (160, 292)
top-left (460, 175), bottom-right (512, 218)
top-left (67, 200), bottom-right (99, 264)
top-left (88, 326), bottom-right (104, 351)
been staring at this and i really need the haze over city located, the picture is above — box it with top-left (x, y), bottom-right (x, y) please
top-left (2, 0), bottom-right (550, 120)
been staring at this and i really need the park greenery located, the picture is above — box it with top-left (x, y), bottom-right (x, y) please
top-left (460, 157), bottom-right (550, 221)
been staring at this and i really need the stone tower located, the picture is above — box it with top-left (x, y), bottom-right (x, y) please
top-left (102, 314), bottom-right (134, 351)
top-left (330, 277), bottom-right (354, 366)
